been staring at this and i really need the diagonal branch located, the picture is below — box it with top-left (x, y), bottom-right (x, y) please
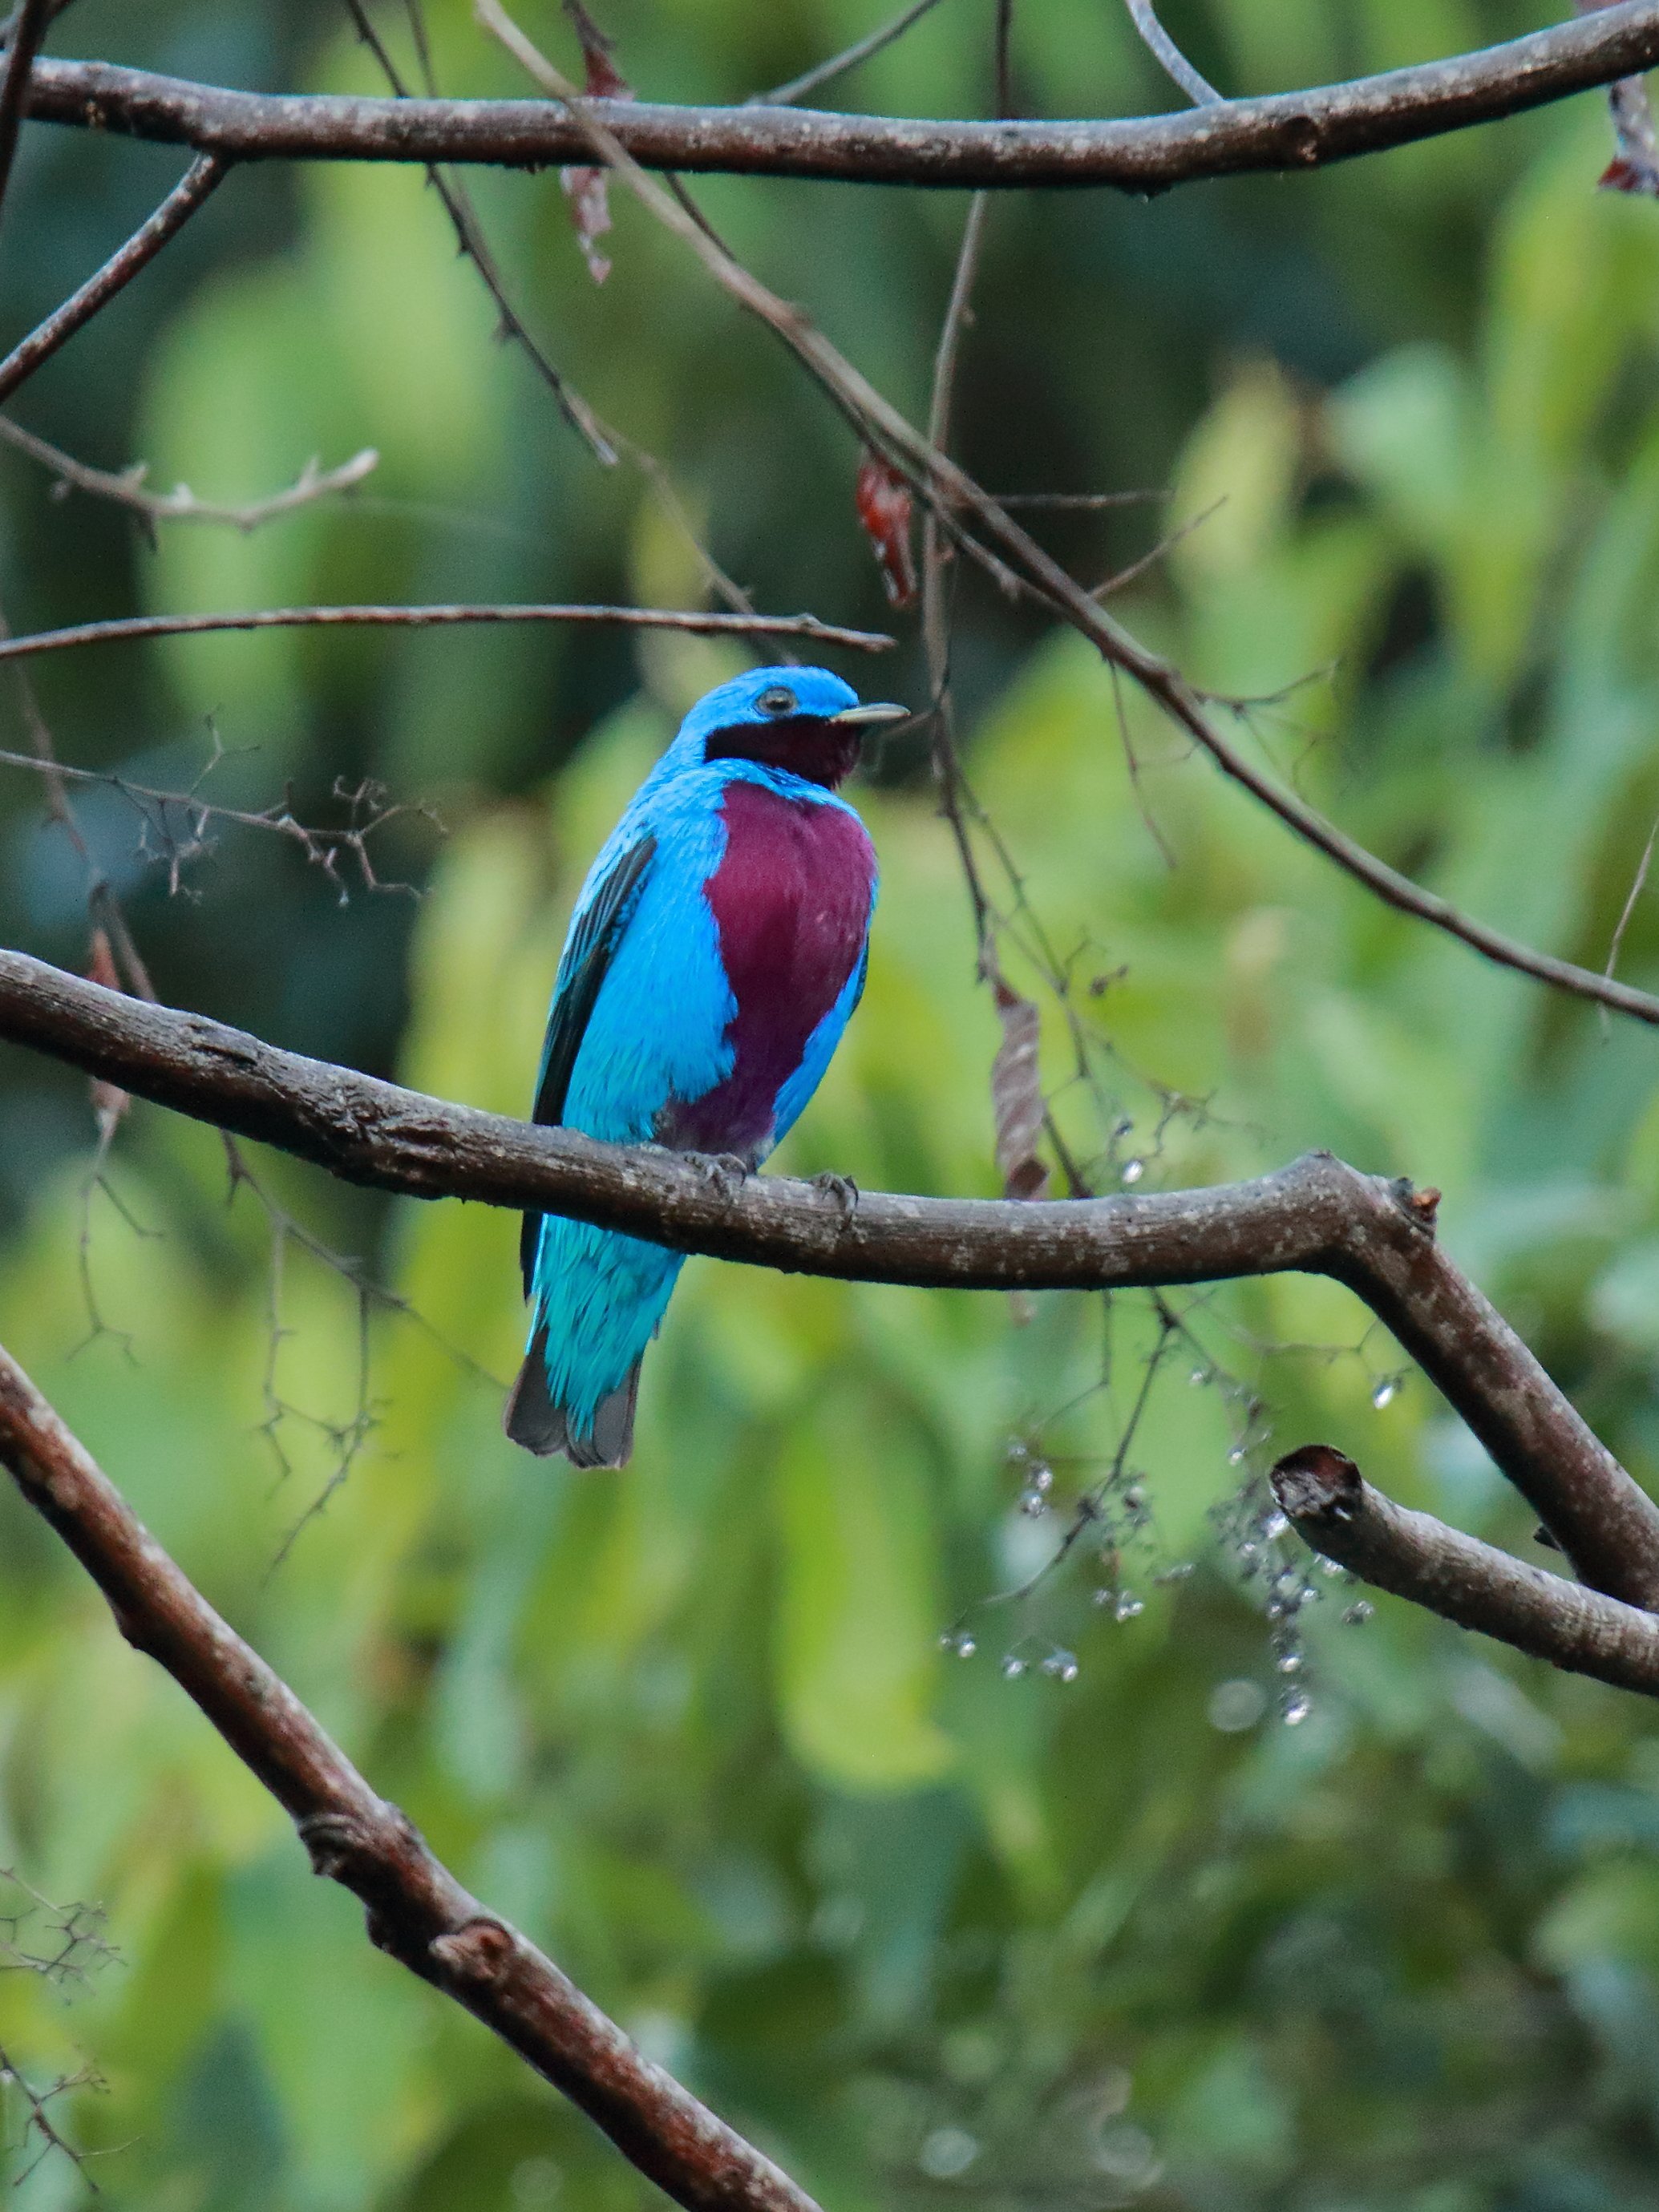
top-left (1123, 0), bottom-right (1222, 108)
top-left (0, 1341), bottom-right (819, 2212)
top-left (1271, 1444), bottom-right (1659, 1698)
top-left (470, 5), bottom-right (1659, 1034)
top-left (22, 7), bottom-right (1659, 188)
top-left (753, 0), bottom-right (951, 108)
top-left (0, 601), bottom-right (894, 664)
top-left (0, 152), bottom-right (226, 404)
top-left (2, 944), bottom-right (1657, 1608)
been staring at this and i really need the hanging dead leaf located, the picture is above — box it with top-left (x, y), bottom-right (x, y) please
top-left (990, 975), bottom-right (1048, 1203)
top-left (855, 449), bottom-right (918, 608)
top-left (558, 0), bottom-right (632, 283)
top-left (85, 929), bottom-right (130, 1138)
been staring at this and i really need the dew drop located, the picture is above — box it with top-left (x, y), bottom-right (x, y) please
top-left (1261, 1510), bottom-right (1289, 1543)
top-left (1155, 1561), bottom-right (1195, 1584)
top-left (918, 2128), bottom-right (979, 2182)
top-left (1228, 1446), bottom-right (1247, 1466)
top-left (1113, 1116), bottom-right (1135, 1139)
top-left (1371, 1378), bottom-right (1398, 1410)
top-left (1123, 1483), bottom-right (1144, 1510)
top-left (1042, 1649), bottom-right (1080, 1683)
top-left (1318, 1555), bottom-right (1345, 1578)
top-left (1189, 1368), bottom-right (1209, 1388)
top-left (1114, 1592), bottom-right (1144, 1622)
top-left (1281, 1691), bottom-right (1311, 1725)
top-left (1276, 1649), bottom-right (1303, 1675)
top-left (1341, 1600), bottom-right (1374, 1626)
top-left (1000, 1653), bottom-right (1029, 1680)
top-left (1120, 1157), bottom-right (1145, 1187)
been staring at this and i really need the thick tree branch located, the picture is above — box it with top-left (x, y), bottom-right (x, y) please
top-left (0, 602), bottom-right (894, 664)
top-left (0, 152), bottom-right (226, 403)
top-left (2, 945), bottom-right (1657, 1607)
top-left (1271, 1444), bottom-right (1659, 1697)
top-left (0, 1341), bottom-right (819, 2212)
top-left (23, 9), bottom-right (1659, 189)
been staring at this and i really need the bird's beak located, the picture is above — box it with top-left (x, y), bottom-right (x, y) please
top-left (830, 701), bottom-right (909, 727)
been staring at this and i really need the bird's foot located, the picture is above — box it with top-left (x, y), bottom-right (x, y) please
top-left (813, 1170), bottom-right (860, 1223)
top-left (698, 1152), bottom-right (752, 1202)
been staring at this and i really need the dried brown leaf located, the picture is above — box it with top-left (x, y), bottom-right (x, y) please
top-left (990, 975), bottom-right (1048, 1202)
top-left (855, 449), bottom-right (918, 608)
top-left (559, 0), bottom-right (632, 282)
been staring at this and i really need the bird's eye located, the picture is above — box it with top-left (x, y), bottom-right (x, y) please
top-left (758, 685), bottom-right (797, 718)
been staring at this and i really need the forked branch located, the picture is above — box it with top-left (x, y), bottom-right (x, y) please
top-left (0, 1342), bottom-right (819, 2212)
top-left (1, 945), bottom-right (1657, 1611)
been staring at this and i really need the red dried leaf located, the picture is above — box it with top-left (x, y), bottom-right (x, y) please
top-left (85, 929), bottom-right (130, 1137)
top-left (990, 976), bottom-right (1049, 1203)
top-left (560, 166), bottom-right (615, 282)
top-left (855, 450), bottom-right (918, 609)
top-left (1599, 152), bottom-right (1659, 195)
top-left (558, 1), bottom-right (632, 283)
top-left (564, 0), bottom-right (629, 97)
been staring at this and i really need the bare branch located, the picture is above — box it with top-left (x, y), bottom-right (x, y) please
top-left (2, 948), bottom-right (1657, 1607)
top-left (1272, 1444), bottom-right (1659, 1699)
top-left (0, 417), bottom-right (380, 530)
top-left (1123, 0), bottom-right (1222, 108)
top-left (0, 0), bottom-right (50, 227)
top-left (24, 9), bottom-right (1659, 188)
top-left (0, 152), bottom-right (226, 405)
top-left (753, 0), bottom-right (950, 108)
top-left (0, 601), bottom-right (894, 665)
top-left (0, 1341), bottom-right (820, 2212)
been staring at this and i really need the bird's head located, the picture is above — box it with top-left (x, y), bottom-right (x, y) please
top-left (682, 666), bottom-right (908, 791)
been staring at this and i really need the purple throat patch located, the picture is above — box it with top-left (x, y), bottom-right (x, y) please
top-left (663, 781), bottom-right (875, 1158)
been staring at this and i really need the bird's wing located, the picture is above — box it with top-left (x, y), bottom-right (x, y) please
top-left (520, 831), bottom-right (658, 1296)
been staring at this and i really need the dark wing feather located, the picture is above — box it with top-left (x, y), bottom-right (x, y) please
top-left (520, 832), bottom-right (656, 1296)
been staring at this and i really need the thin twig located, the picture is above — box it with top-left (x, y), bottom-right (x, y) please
top-left (0, 416), bottom-right (379, 532)
top-left (0, 153), bottom-right (226, 404)
top-left (340, 0), bottom-right (613, 463)
top-left (0, 0), bottom-right (49, 227)
top-left (922, 192), bottom-right (994, 955)
top-left (0, 601), bottom-right (893, 664)
top-left (752, 0), bottom-right (951, 107)
top-left (1123, 0), bottom-right (1222, 107)
top-left (1602, 805), bottom-right (1659, 1010)
top-left (0, 1341), bottom-right (821, 2212)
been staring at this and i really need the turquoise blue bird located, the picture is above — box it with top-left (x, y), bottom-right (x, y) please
top-left (504, 666), bottom-right (906, 1466)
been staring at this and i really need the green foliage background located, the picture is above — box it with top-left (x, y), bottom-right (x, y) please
top-left (9, 2), bottom-right (1659, 2206)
